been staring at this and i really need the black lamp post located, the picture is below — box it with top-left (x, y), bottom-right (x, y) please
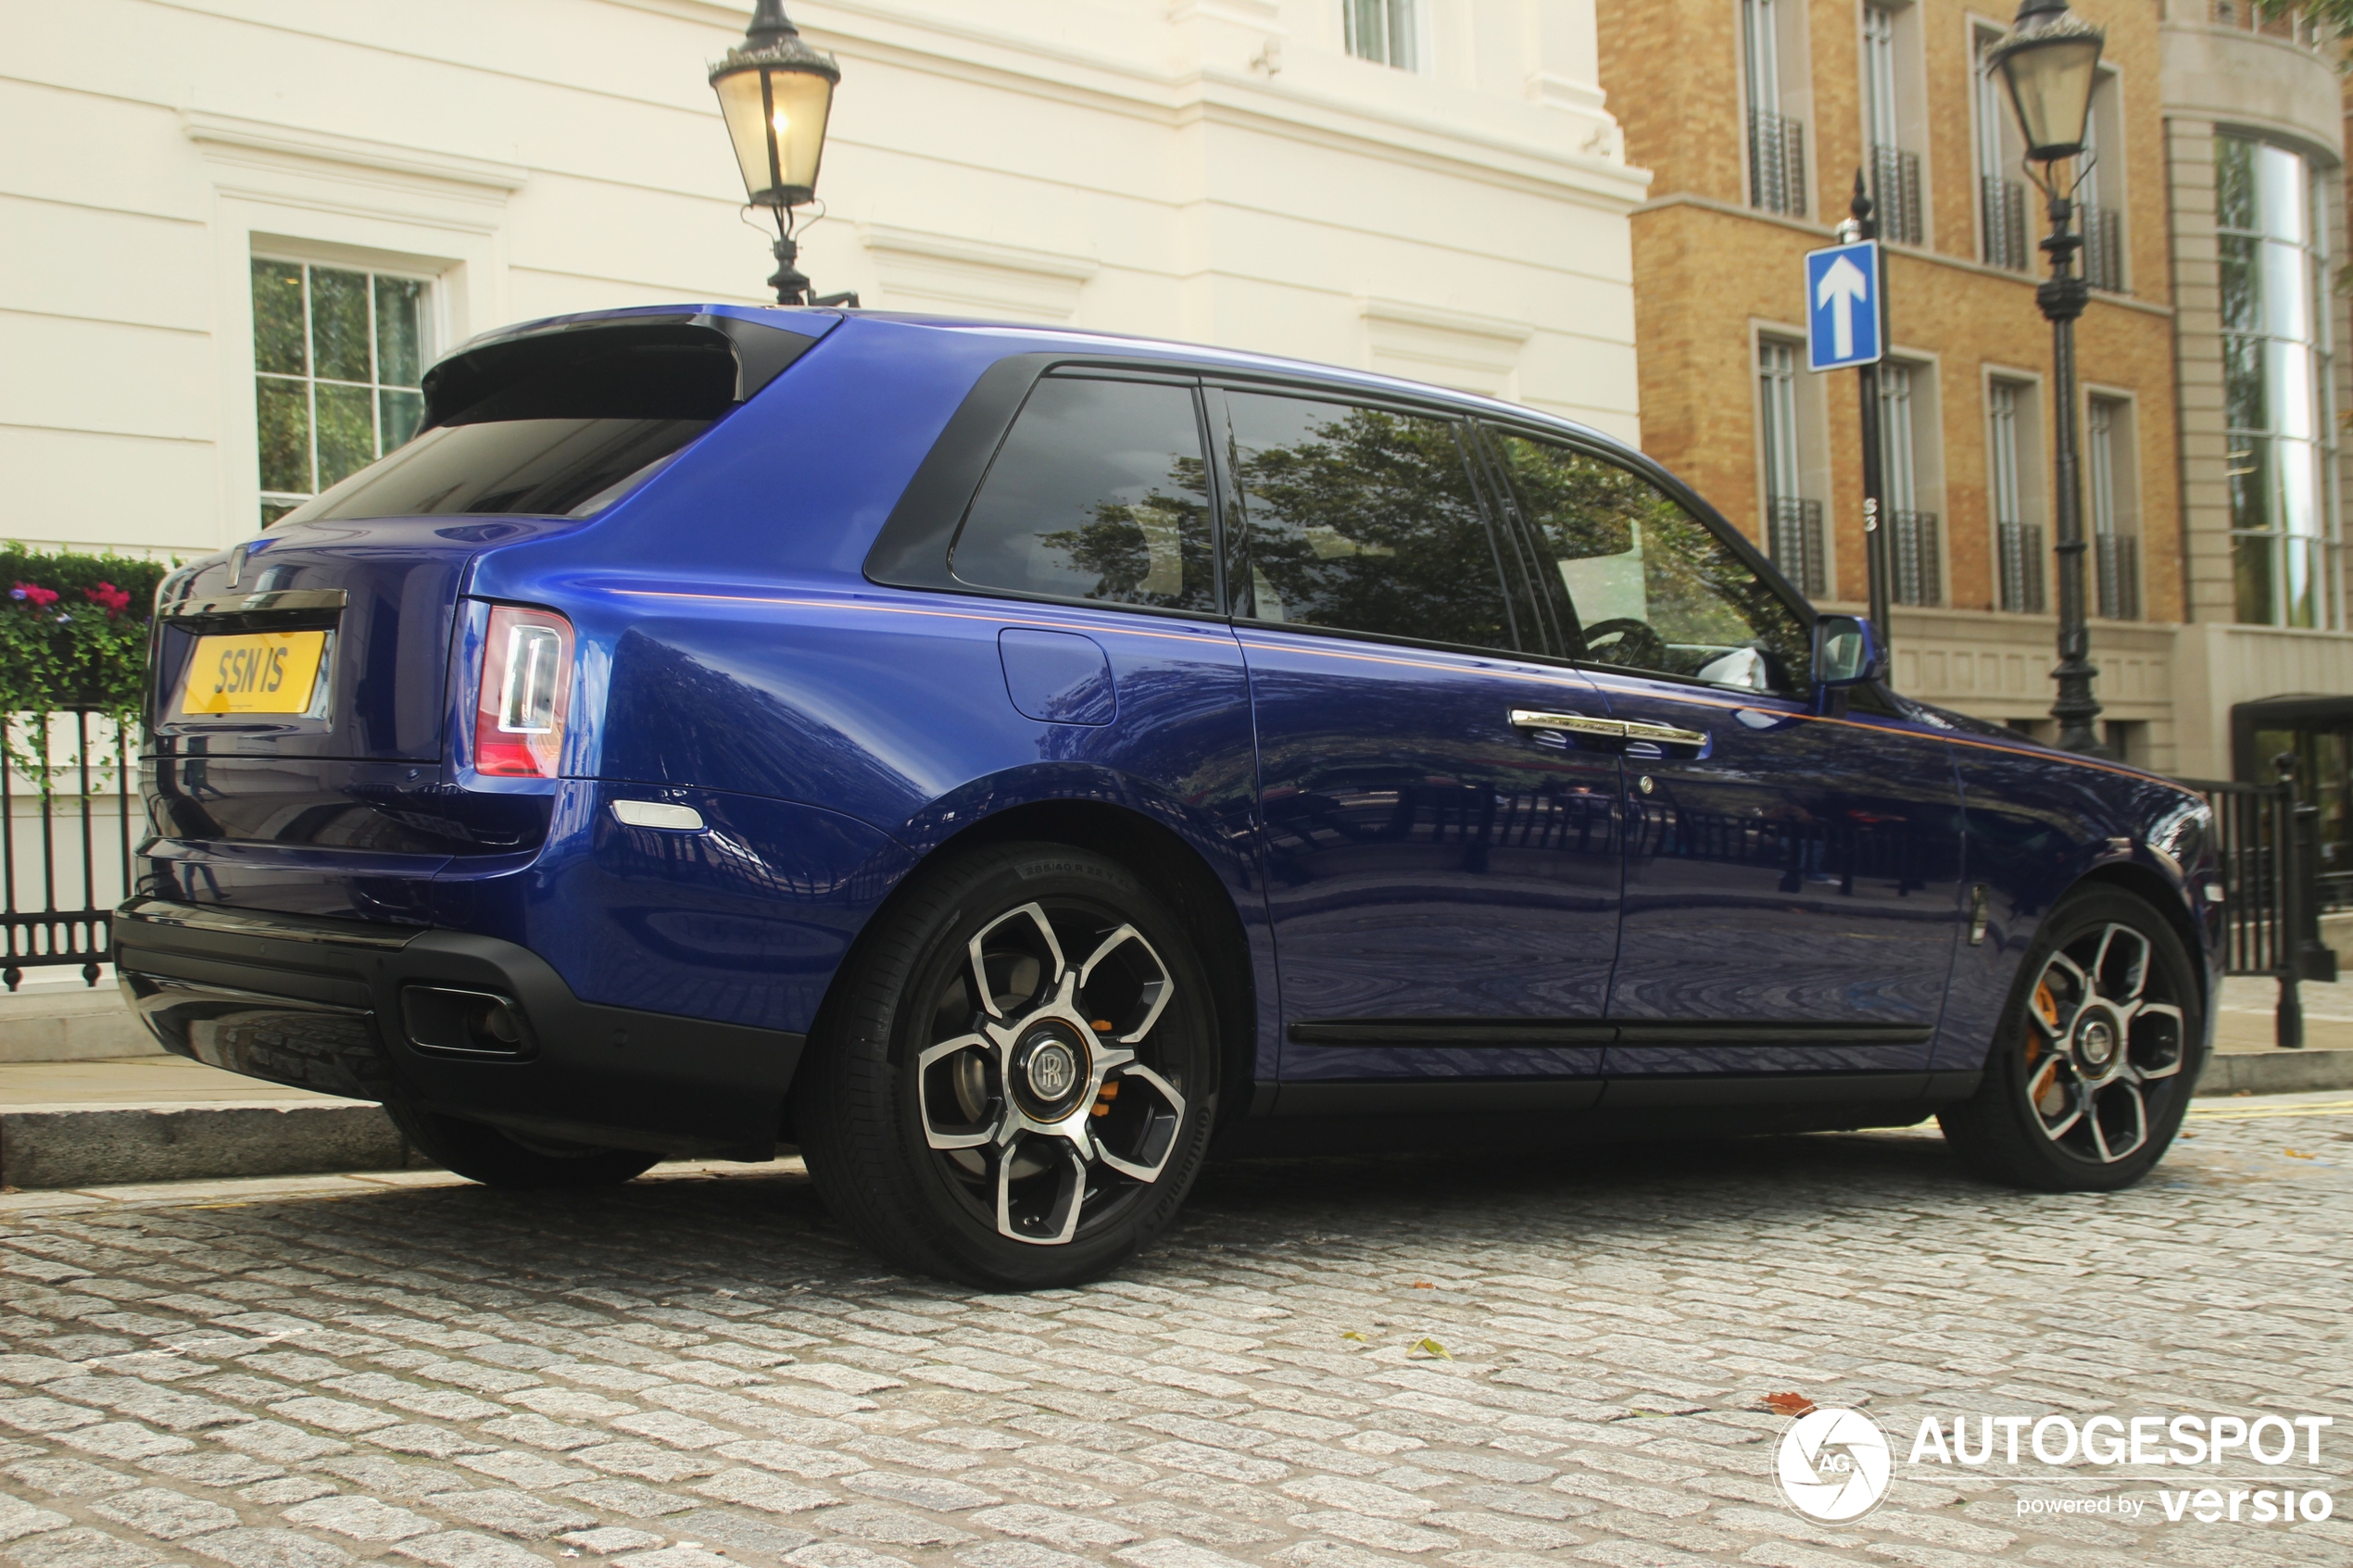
top-left (1987, 0), bottom-right (2106, 755)
top-left (710, 0), bottom-right (856, 307)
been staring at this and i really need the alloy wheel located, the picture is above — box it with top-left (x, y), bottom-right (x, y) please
top-left (2020, 920), bottom-right (2187, 1164)
top-left (913, 900), bottom-right (1191, 1245)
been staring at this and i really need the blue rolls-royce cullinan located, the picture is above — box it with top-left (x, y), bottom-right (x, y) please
top-left (124, 305), bottom-right (2222, 1287)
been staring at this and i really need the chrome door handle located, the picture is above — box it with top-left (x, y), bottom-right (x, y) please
top-left (1621, 719), bottom-right (1709, 748)
top-left (1509, 709), bottom-right (1627, 740)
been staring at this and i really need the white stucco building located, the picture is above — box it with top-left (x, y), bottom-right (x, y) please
top-left (3, 0), bottom-right (1644, 558)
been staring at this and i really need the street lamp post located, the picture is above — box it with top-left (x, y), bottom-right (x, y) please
top-left (709, 0), bottom-right (856, 307)
top-left (1987, 0), bottom-right (2106, 756)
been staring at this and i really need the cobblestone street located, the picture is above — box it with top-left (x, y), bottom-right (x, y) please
top-left (4, 1101), bottom-right (2348, 1568)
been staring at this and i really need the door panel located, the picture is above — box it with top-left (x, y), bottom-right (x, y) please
top-left (1480, 422), bottom-right (1963, 1077)
top-left (1592, 673), bottom-right (1965, 1074)
top-left (1246, 633), bottom-right (1624, 1082)
top-left (1209, 388), bottom-right (1625, 1086)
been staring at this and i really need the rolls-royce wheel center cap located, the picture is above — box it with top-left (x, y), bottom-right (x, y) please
top-left (2076, 1015), bottom-right (2119, 1070)
top-left (1012, 1023), bottom-right (1088, 1117)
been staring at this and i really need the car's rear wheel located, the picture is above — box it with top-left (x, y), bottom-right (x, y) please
top-left (386, 1102), bottom-right (661, 1189)
top-left (796, 843), bottom-right (1218, 1289)
top-left (1938, 888), bottom-right (2203, 1191)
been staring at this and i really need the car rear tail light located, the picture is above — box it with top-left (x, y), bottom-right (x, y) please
top-left (474, 605), bottom-right (573, 777)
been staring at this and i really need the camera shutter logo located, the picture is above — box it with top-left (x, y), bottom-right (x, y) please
top-left (1777, 1407), bottom-right (1894, 1522)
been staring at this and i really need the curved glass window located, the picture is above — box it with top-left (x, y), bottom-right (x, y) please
top-left (1491, 434), bottom-right (1807, 693)
top-left (951, 376), bottom-right (1216, 613)
top-left (2219, 135), bottom-right (2340, 629)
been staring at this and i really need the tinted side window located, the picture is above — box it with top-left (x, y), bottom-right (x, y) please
top-left (1225, 392), bottom-right (1515, 652)
top-left (1492, 433), bottom-right (1807, 692)
top-left (951, 377), bottom-right (1215, 612)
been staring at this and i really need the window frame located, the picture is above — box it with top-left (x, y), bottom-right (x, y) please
top-left (865, 355), bottom-right (1238, 627)
top-left (1984, 370), bottom-right (2048, 615)
top-left (859, 352), bottom-right (1818, 684)
top-left (2215, 130), bottom-right (2342, 631)
top-left (250, 253), bottom-right (439, 526)
top-left (2076, 67), bottom-right (2128, 294)
top-left (941, 367), bottom-right (1226, 618)
top-left (1858, 0), bottom-right (1928, 246)
top-left (1740, 0), bottom-right (1815, 219)
top-left (1469, 415), bottom-right (1818, 696)
top-left (1754, 331), bottom-right (1831, 599)
top-left (1206, 380), bottom-right (1529, 659)
top-left (1341, 0), bottom-right (1425, 73)
top-left (1971, 20), bottom-right (2032, 272)
top-left (2085, 387), bottom-right (2142, 621)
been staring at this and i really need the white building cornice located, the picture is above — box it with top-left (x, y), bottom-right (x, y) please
top-left (179, 111), bottom-right (530, 194)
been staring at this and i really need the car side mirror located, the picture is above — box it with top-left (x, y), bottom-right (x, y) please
top-left (1814, 614), bottom-right (1887, 689)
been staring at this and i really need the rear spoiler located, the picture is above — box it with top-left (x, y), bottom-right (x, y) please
top-left (419, 311), bottom-right (835, 431)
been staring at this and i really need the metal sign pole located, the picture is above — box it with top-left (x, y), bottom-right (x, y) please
top-left (1842, 173), bottom-right (1893, 663)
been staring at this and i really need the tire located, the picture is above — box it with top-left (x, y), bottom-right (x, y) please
top-left (795, 843), bottom-right (1220, 1289)
top-left (1938, 888), bottom-right (2205, 1192)
top-left (386, 1101), bottom-right (661, 1189)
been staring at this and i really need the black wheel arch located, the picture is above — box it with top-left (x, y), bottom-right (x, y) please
top-left (2067, 862), bottom-right (2213, 1021)
top-left (1947, 863), bottom-right (2212, 1080)
top-left (789, 797), bottom-right (1258, 1143)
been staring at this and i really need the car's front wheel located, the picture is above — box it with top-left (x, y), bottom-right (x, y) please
top-left (1939, 888), bottom-right (2203, 1191)
top-left (796, 844), bottom-right (1218, 1288)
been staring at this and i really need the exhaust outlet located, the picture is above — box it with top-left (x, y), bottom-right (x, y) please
top-left (401, 985), bottom-right (535, 1059)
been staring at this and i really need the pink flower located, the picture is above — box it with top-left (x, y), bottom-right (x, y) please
top-left (11, 583), bottom-right (58, 608)
top-left (84, 583), bottom-right (132, 617)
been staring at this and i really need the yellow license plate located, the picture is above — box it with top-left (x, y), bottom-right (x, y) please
top-left (180, 631), bottom-right (328, 716)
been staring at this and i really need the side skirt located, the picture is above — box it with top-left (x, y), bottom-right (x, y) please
top-left (1211, 1072), bottom-right (1982, 1157)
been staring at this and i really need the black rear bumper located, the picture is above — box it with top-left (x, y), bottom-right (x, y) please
top-left (114, 897), bottom-right (803, 1160)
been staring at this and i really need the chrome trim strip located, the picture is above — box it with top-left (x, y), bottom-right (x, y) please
top-left (1508, 708), bottom-right (1626, 740)
top-left (1289, 1019), bottom-right (1935, 1048)
top-left (115, 896), bottom-right (422, 952)
top-left (1620, 719), bottom-right (1710, 747)
top-left (1290, 1020), bottom-right (1617, 1047)
top-left (159, 588), bottom-right (348, 620)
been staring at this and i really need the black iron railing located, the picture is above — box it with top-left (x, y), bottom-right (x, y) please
top-left (3, 711), bottom-right (139, 990)
top-left (1871, 144), bottom-right (1923, 245)
top-left (1982, 174), bottom-right (2030, 272)
top-left (1768, 495), bottom-right (1826, 598)
top-left (2095, 533), bottom-right (2139, 620)
top-left (2082, 202), bottom-right (2124, 293)
top-left (1892, 510), bottom-right (1940, 606)
top-left (1749, 109), bottom-right (1807, 217)
top-left (2184, 766), bottom-right (2339, 1048)
top-left (1999, 520), bottom-right (2046, 613)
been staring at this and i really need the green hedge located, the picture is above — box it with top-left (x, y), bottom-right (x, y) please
top-left (0, 545), bottom-right (172, 720)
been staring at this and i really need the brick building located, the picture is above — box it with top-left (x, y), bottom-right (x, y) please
top-left (1600, 0), bottom-right (2353, 784)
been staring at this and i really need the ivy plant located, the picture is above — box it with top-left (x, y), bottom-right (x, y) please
top-left (0, 545), bottom-right (172, 790)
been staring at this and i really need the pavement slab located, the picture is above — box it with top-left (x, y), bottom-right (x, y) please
top-left (0, 1099), bottom-right (2348, 1567)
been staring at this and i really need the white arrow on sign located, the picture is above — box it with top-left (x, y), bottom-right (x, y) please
top-left (1816, 254), bottom-right (1871, 360)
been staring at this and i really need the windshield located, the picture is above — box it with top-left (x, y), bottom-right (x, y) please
top-left (278, 338), bottom-right (734, 524)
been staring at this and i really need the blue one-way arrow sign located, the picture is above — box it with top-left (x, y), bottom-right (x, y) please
top-left (1806, 241), bottom-right (1881, 371)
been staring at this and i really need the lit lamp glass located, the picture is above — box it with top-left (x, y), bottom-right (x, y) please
top-left (710, 2), bottom-right (839, 209)
top-left (1986, 4), bottom-right (2103, 163)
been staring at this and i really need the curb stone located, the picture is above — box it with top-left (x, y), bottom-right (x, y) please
top-left (0, 1099), bottom-right (430, 1188)
top-left (3, 1047), bottom-right (2348, 1191)
top-left (2193, 1047), bottom-right (2353, 1098)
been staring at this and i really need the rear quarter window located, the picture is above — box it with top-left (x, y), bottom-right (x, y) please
top-left (950, 376), bottom-right (1218, 614)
